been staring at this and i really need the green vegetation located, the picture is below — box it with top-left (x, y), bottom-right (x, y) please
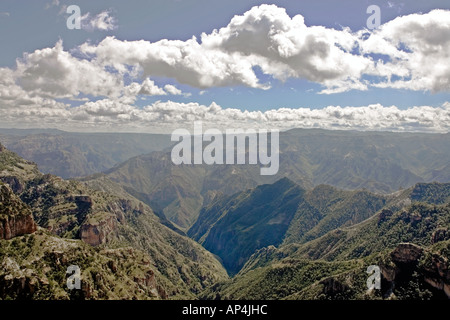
top-left (284, 185), bottom-right (386, 244)
top-left (286, 201), bottom-right (450, 262)
top-left (202, 183), bottom-right (450, 300)
top-left (410, 182), bottom-right (450, 204)
top-left (0, 144), bottom-right (40, 180)
top-left (0, 231), bottom-right (165, 300)
top-left (189, 178), bottom-right (388, 275)
top-left (0, 183), bottom-right (32, 220)
top-left (77, 129), bottom-right (450, 231)
top-left (191, 178), bottom-right (304, 275)
top-left (1, 135), bottom-right (450, 300)
top-left (201, 258), bottom-right (364, 300)
top-left (0, 143), bottom-right (228, 299)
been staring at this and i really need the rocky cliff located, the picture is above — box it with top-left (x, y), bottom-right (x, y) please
top-left (0, 143), bottom-right (229, 299)
top-left (0, 184), bottom-right (37, 240)
top-left (0, 232), bottom-right (167, 300)
top-left (80, 213), bottom-right (118, 246)
top-left (384, 243), bottom-right (450, 299)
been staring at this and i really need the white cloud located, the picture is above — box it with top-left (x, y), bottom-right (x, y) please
top-left (15, 40), bottom-right (123, 99)
top-left (202, 5), bottom-right (370, 93)
top-left (125, 78), bottom-right (166, 96)
top-left (2, 4), bottom-right (447, 102)
top-left (0, 67), bottom-right (69, 112)
top-left (120, 78), bottom-right (167, 103)
top-left (7, 40), bottom-right (187, 104)
top-left (81, 10), bottom-right (117, 32)
top-left (80, 36), bottom-right (267, 89)
top-left (2, 4), bottom-right (448, 104)
top-left (79, 5), bottom-right (369, 92)
top-left (78, 5), bottom-right (450, 94)
top-left (1, 94), bottom-right (449, 133)
top-left (360, 9), bottom-right (450, 92)
top-left (164, 84), bottom-right (182, 95)
top-left (0, 5), bottom-right (449, 133)
top-left (163, 84), bottom-right (191, 97)
top-left (0, 12), bottom-right (10, 17)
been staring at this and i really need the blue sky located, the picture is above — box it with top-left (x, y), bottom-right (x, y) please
top-left (0, 0), bottom-right (449, 132)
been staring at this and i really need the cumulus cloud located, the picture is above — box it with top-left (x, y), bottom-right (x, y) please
top-left (0, 67), bottom-right (68, 113)
top-left (123, 78), bottom-right (166, 98)
top-left (1, 4), bottom-right (450, 133)
top-left (202, 5), bottom-right (371, 93)
top-left (81, 10), bottom-right (117, 32)
top-left (80, 36), bottom-right (267, 89)
top-left (121, 81), bottom-right (189, 104)
top-left (3, 4), bottom-right (449, 102)
top-left (360, 9), bottom-right (450, 93)
top-left (79, 4), bottom-right (370, 92)
top-left (15, 40), bottom-right (123, 99)
top-left (164, 84), bottom-right (182, 95)
top-left (76, 5), bottom-right (450, 94)
top-left (1, 96), bottom-right (449, 133)
top-left (7, 39), bottom-right (191, 105)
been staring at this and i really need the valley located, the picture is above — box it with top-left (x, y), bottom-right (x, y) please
top-left (1, 0), bottom-right (450, 305)
top-left (0, 128), bottom-right (449, 300)
top-left (79, 129), bottom-right (450, 230)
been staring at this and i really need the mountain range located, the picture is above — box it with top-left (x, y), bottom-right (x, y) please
top-left (0, 142), bottom-right (227, 299)
top-left (200, 184), bottom-right (450, 299)
top-left (0, 128), bottom-right (449, 300)
top-left (78, 129), bottom-right (450, 230)
top-left (0, 129), bottom-right (172, 179)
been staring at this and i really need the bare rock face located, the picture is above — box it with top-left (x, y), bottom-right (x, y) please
top-left (80, 214), bottom-right (117, 246)
top-left (383, 243), bottom-right (450, 299)
top-left (390, 243), bottom-right (424, 264)
top-left (0, 184), bottom-right (37, 240)
top-left (80, 198), bottom-right (150, 246)
top-left (0, 214), bottom-right (37, 240)
top-left (422, 252), bottom-right (450, 298)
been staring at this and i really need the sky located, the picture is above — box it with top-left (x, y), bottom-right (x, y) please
top-left (0, 0), bottom-right (450, 133)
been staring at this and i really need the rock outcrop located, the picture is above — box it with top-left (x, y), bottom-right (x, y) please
top-left (390, 243), bottom-right (424, 264)
top-left (80, 213), bottom-right (117, 246)
top-left (382, 243), bottom-right (450, 299)
top-left (421, 251), bottom-right (450, 298)
top-left (0, 234), bottom-right (168, 300)
top-left (0, 184), bottom-right (37, 240)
